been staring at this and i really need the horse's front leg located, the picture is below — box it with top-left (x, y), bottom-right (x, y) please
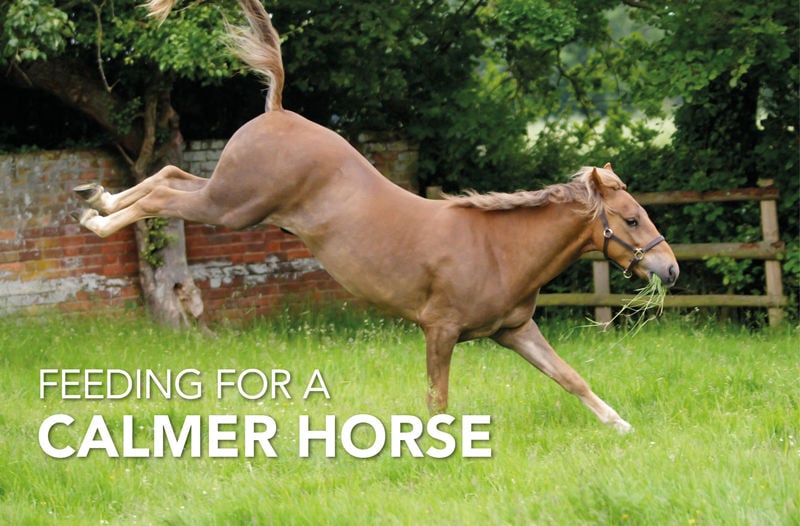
top-left (74, 165), bottom-right (208, 215)
top-left (422, 325), bottom-right (460, 414)
top-left (492, 320), bottom-right (633, 433)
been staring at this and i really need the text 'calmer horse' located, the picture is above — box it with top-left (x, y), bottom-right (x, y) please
top-left (75, 0), bottom-right (679, 433)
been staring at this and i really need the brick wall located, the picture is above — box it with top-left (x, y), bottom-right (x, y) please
top-left (0, 135), bottom-right (418, 320)
top-left (183, 223), bottom-right (344, 320)
top-left (0, 150), bottom-right (141, 315)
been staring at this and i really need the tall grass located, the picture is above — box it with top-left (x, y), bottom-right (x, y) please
top-left (0, 311), bottom-right (797, 525)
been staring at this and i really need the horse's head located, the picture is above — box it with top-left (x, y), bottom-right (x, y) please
top-left (588, 164), bottom-right (679, 287)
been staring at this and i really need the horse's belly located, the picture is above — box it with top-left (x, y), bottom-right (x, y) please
top-left (318, 256), bottom-right (428, 319)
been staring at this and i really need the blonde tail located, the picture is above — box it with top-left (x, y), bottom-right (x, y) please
top-left (143, 0), bottom-right (285, 112)
top-left (142, 0), bottom-right (176, 23)
top-left (227, 0), bottom-right (284, 112)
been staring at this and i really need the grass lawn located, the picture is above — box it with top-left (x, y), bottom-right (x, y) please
top-left (0, 311), bottom-right (797, 525)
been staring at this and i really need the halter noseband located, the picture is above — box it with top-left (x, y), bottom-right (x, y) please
top-left (599, 209), bottom-right (665, 279)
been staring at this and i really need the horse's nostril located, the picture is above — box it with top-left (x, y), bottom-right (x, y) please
top-left (667, 264), bottom-right (679, 285)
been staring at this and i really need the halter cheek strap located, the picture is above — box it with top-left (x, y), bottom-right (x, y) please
top-left (600, 210), bottom-right (665, 279)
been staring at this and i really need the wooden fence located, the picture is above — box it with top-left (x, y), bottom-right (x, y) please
top-left (537, 179), bottom-right (788, 326)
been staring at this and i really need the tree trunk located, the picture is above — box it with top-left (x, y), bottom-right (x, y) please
top-left (133, 154), bottom-right (209, 330)
top-left (132, 91), bottom-right (208, 330)
top-left (135, 218), bottom-right (206, 329)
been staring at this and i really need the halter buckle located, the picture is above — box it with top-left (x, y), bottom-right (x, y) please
top-left (633, 248), bottom-right (644, 261)
top-left (603, 227), bottom-right (614, 239)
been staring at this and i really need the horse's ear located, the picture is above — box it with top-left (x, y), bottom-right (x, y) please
top-left (590, 167), bottom-right (607, 197)
top-left (592, 165), bottom-right (627, 194)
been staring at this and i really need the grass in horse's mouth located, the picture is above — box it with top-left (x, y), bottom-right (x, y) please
top-left (590, 274), bottom-right (667, 334)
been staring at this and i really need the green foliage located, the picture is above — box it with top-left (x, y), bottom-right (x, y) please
top-left (103, 2), bottom-right (237, 83)
top-left (111, 96), bottom-right (142, 137)
top-left (408, 61), bottom-right (537, 192)
top-left (1, 0), bottom-right (74, 63)
top-left (274, 1), bottom-right (421, 129)
top-left (141, 217), bottom-right (174, 268)
top-left (483, 0), bottom-right (620, 119)
top-left (269, 0), bottom-right (504, 190)
top-left (2, 0), bottom-right (236, 81)
top-left (625, 2), bottom-right (796, 106)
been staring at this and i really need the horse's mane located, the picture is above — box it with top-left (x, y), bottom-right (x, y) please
top-left (444, 167), bottom-right (626, 219)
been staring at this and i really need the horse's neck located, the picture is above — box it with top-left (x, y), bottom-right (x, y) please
top-left (512, 202), bottom-right (594, 290)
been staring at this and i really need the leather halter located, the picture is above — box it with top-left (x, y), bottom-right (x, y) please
top-left (599, 209), bottom-right (665, 279)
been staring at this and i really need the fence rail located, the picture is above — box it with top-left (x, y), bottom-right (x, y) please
top-left (538, 179), bottom-right (787, 326)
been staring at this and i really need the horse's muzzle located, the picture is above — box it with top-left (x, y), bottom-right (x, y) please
top-left (654, 263), bottom-right (679, 288)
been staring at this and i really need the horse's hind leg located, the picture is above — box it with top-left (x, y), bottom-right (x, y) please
top-left (74, 165), bottom-right (208, 215)
top-left (492, 320), bottom-right (632, 433)
top-left (78, 183), bottom-right (223, 238)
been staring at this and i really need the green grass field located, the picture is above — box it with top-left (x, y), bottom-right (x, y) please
top-left (0, 311), bottom-right (797, 525)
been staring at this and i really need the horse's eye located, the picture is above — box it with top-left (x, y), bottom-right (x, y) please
top-left (625, 217), bottom-right (639, 228)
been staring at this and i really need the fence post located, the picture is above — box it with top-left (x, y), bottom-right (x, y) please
top-left (593, 261), bottom-right (612, 326)
top-left (758, 179), bottom-right (785, 326)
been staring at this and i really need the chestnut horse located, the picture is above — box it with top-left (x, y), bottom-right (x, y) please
top-left (75, 0), bottom-right (678, 433)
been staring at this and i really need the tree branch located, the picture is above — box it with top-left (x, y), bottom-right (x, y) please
top-left (91, 0), bottom-right (116, 93)
top-left (554, 54), bottom-right (595, 124)
top-left (133, 87), bottom-right (159, 180)
top-left (4, 57), bottom-right (144, 155)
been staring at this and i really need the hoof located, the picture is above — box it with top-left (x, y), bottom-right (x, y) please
top-left (73, 183), bottom-right (104, 205)
top-left (612, 419), bottom-right (634, 435)
top-left (73, 208), bottom-right (98, 225)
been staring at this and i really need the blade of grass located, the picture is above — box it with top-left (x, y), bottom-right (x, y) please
top-left (586, 274), bottom-right (667, 335)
